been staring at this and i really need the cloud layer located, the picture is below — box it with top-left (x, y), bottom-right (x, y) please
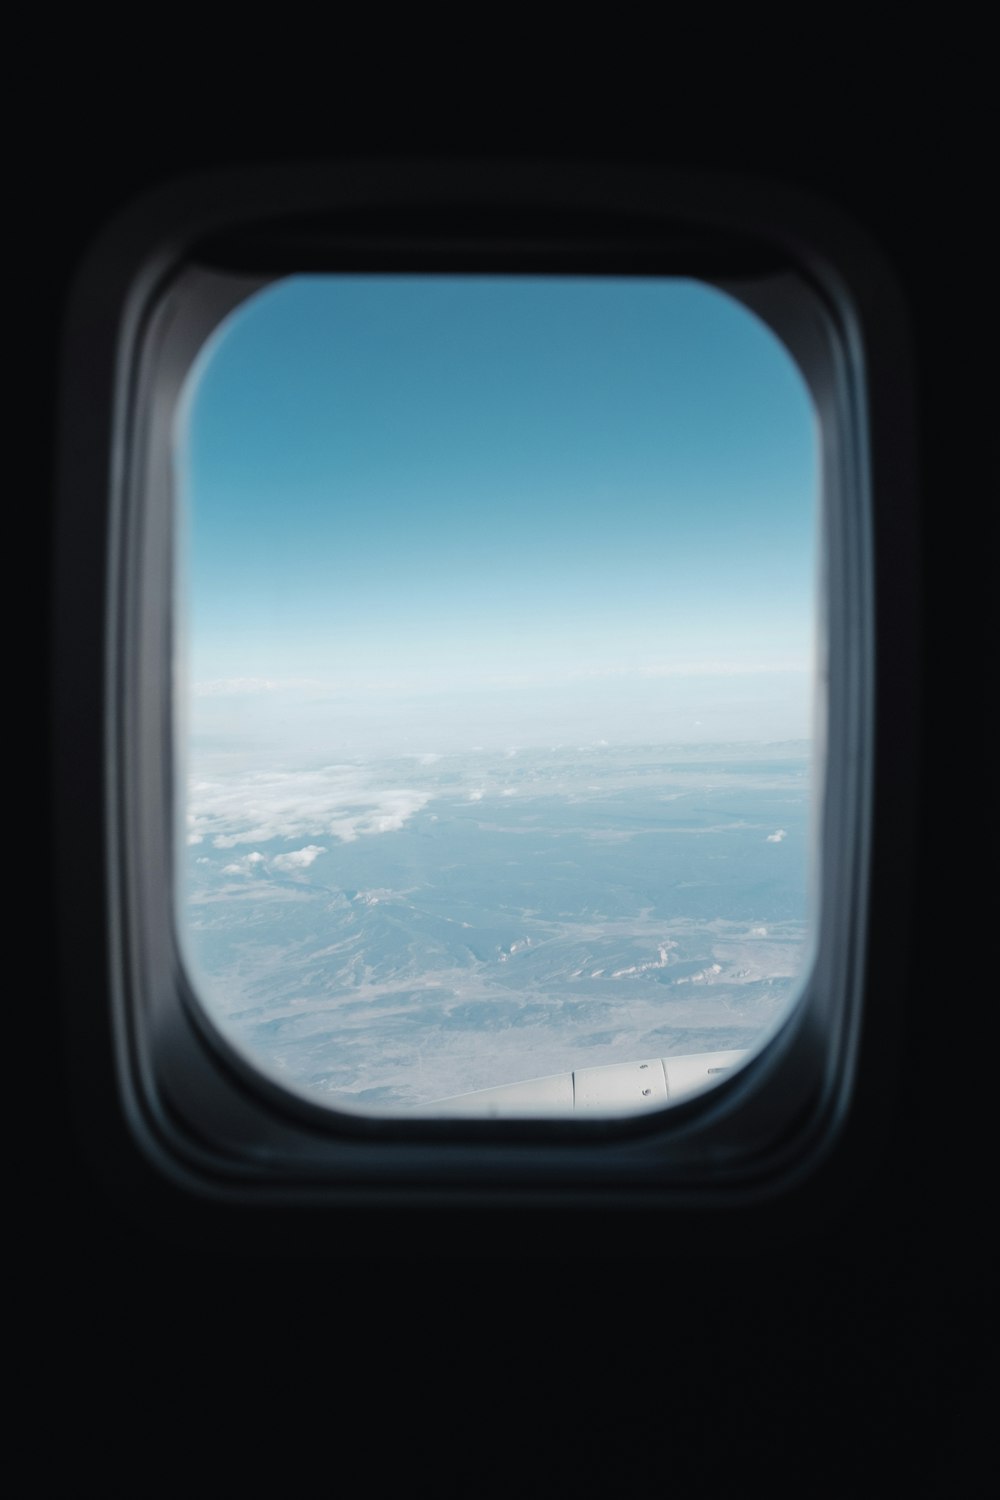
top-left (187, 764), bottom-right (431, 849)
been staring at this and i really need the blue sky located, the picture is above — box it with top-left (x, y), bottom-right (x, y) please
top-left (177, 275), bottom-right (817, 754)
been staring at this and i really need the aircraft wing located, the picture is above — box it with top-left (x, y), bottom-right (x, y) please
top-left (425, 1049), bottom-right (748, 1117)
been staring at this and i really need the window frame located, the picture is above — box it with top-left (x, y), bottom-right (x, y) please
top-left (53, 162), bottom-right (916, 1223)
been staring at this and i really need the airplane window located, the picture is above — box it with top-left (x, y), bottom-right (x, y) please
top-left (174, 274), bottom-right (818, 1117)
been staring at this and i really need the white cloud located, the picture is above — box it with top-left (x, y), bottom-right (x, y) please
top-left (272, 845), bottom-right (326, 873)
top-left (192, 765), bottom-right (432, 849)
top-left (221, 851), bottom-right (267, 876)
top-left (674, 963), bottom-right (723, 986)
top-left (611, 941), bottom-right (677, 978)
top-left (766, 829), bottom-right (787, 843)
top-left (354, 889), bottom-right (395, 906)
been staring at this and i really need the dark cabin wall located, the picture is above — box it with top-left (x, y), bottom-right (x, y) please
top-left (35, 65), bottom-right (981, 1490)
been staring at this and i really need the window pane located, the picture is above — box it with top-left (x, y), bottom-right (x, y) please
top-left (175, 276), bottom-right (818, 1115)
